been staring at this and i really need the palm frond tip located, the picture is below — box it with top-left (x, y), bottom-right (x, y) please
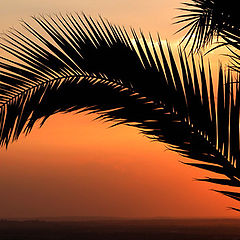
top-left (1, 13), bottom-right (240, 209)
top-left (176, 0), bottom-right (240, 55)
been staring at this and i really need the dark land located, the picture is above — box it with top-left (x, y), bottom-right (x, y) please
top-left (1, 218), bottom-right (240, 240)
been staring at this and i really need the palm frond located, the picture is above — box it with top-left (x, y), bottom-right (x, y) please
top-left (175, 0), bottom-right (240, 55)
top-left (1, 14), bottom-right (240, 210)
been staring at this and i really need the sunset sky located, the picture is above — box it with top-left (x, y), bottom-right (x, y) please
top-left (0, 0), bottom-right (239, 219)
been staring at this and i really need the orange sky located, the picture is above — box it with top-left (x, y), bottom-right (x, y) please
top-left (0, 0), bottom-right (239, 218)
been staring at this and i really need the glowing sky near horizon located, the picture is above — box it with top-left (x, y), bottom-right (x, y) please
top-left (0, 0), bottom-right (239, 218)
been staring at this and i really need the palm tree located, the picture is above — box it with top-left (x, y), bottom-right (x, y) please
top-left (0, 13), bottom-right (240, 211)
top-left (175, 0), bottom-right (240, 71)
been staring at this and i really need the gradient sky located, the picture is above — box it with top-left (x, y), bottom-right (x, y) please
top-left (0, 0), bottom-right (239, 218)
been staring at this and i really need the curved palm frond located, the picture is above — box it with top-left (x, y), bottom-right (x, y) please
top-left (1, 14), bottom-right (240, 210)
top-left (175, 0), bottom-right (240, 56)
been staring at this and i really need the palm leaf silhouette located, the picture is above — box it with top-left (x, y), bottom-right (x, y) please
top-left (1, 14), bottom-right (240, 210)
top-left (175, 0), bottom-right (240, 50)
top-left (176, 0), bottom-right (240, 72)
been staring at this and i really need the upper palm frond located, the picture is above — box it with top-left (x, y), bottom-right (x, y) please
top-left (175, 0), bottom-right (240, 55)
top-left (1, 14), bottom-right (240, 210)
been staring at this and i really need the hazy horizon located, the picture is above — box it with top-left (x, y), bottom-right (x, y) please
top-left (2, 215), bottom-right (240, 221)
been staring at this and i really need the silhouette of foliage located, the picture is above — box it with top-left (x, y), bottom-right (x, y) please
top-left (176, 0), bottom-right (240, 72)
top-left (0, 14), bottom-right (240, 210)
top-left (176, 0), bottom-right (240, 50)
